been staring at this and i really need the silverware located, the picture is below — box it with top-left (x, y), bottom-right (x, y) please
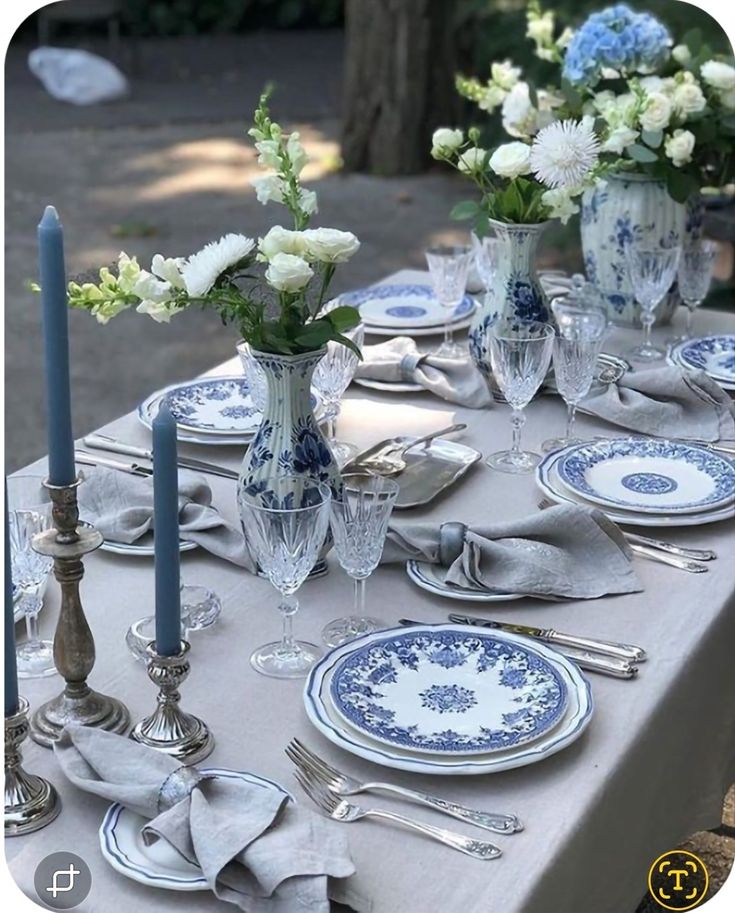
top-left (592, 434), bottom-right (735, 457)
top-left (628, 541), bottom-right (708, 573)
top-left (444, 613), bottom-right (646, 663)
top-left (285, 738), bottom-right (521, 835)
top-left (83, 434), bottom-right (240, 480)
top-left (345, 423), bottom-right (467, 474)
top-left (75, 451), bottom-right (151, 477)
top-left (293, 766), bottom-right (501, 860)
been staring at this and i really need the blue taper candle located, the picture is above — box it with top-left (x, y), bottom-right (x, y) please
top-left (153, 402), bottom-right (182, 656)
top-left (5, 482), bottom-right (20, 717)
top-left (38, 206), bottom-right (76, 486)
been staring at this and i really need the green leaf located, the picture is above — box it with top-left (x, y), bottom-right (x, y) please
top-left (324, 305), bottom-right (360, 332)
top-left (331, 332), bottom-right (362, 359)
top-left (561, 77), bottom-right (582, 110)
top-left (474, 212), bottom-right (491, 238)
top-left (527, 80), bottom-right (539, 109)
top-left (640, 129), bottom-right (663, 149)
top-left (628, 144), bottom-right (659, 164)
top-left (665, 168), bottom-right (699, 204)
top-left (682, 28), bottom-right (702, 55)
top-left (450, 200), bottom-right (480, 220)
top-left (293, 319), bottom-right (333, 349)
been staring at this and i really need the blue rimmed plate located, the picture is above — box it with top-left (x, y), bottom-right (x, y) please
top-left (341, 283), bottom-right (475, 330)
top-left (670, 334), bottom-right (735, 385)
top-left (406, 560), bottom-right (522, 603)
top-left (99, 769), bottom-right (290, 892)
top-left (557, 438), bottom-right (735, 515)
top-left (329, 628), bottom-right (567, 756)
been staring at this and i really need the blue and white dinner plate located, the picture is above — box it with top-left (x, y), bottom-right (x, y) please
top-left (304, 625), bottom-right (593, 775)
top-left (406, 560), bottom-right (522, 603)
top-left (669, 334), bottom-right (735, 386)
top-left (340, 283), bottom-right (475, 330)
top-left (329, 628), bottom-right (568, 755)
top-left (557, 438), bottom-right (735, 515)
top-left (99, 769), bottom-right (290, 891)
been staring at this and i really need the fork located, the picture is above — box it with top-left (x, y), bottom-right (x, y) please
top-left (293, 767), bottom-right (502, 860)
top-left (285, 738), bottom-right (521, 834)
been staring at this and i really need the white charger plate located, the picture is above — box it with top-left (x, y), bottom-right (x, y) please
top-left (341, 283), bottom-right (475, 329)
top-left (304, 624), bottom-right (593, 775)
top-left (99, 769), bottom-right (290, 891)
top-left (99, 537), bottom-right (198, 557)
top-left (406, 560), bottom-right (522, 603)
top-left (353, 378), bottom-right (424, 394)
top-left (363, 314), bottom-right (475, 338)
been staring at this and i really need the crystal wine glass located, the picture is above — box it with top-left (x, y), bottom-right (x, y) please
top-left (239, 475), bottom-right (331, 678)
top-left (542, 302), bottom-right (607, 452)
top-left (425, 244), bottom-right (473, 358)
top-left (237, 340), bottom-right (268, 413)
top-left (624, 244), bottom-right (681, 361)
top-left (322, 473), bottom-right (400, 648)
top-left (471, 232), bottom-right (502, 309)
top-left (676, 241), bottom-right (719, 340)
top-left (312, 322), bottom-right (365, 466)
top-left (486, 322), bottom-right (555, 473)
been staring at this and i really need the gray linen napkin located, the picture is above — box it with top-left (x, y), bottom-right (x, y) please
top-left (54, 725), bottom-right (356, 912)
top-left (583, 366), bottom-right (735, 441)
top-left (382, 503), bottom-right (641, 599)
top-left (355, 337), bottom-right (492, 408)
top-left (77, 467), bottom-right (254, 569)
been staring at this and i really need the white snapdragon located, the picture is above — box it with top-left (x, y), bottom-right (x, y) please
top-left (541, 187), bottom-right (580, 225)
top-left (701, 60), bottom-right (735, 91)
top-left (478, 83), bottom-right (507, 112)
top-left (457, 147), bottom-right (489, 174)
top-left (672, 81), bottom-right (706, 116)
top-left (286, 132), bottom-right (308, 175)
top-left (302, 228), bottom-right (360, 263)
top-left (664, 129), bottom-right (696, 167)
top-left (264, 252), bottom-right (314, 292)
top-left (602, 126), bottom-right (639, 155)
top-left (501, 82), bottom-right (554, 139)
top-left (431, 127), bottom-right (464, 158)
top-left (258, 226), bottom-right (307, 261)
top-left (556, 26), bottom-right (574, 49)
top-left (527, 10), bottom-right (554, 45)
top-left (490, 60), bottom-right (521, 91)
top-left (299, 188), bottom-right (318, 215)
top-left (151, 254), bottom-right (185, 289)
top-left (672, 44), bottom-right (692, 65)
top-left (639, 93), bottom-right (672, 131)
top-left (115, 252), bottom-right (143, 294)
top-left (489, 142), bottom-right (532, 179)
top-left (254, 139), bottom-right (281, 169)
top-left (251, 174), bottom-right (285, 206)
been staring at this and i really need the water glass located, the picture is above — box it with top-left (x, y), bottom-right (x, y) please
top-left (425, 244), bottom-right (473, 358)
top-left (543, 303), bottom-right (607, 452)
top-left (239, 476), bottom-right (331, 678)
top-left (624, 244), bottom-right (681, 361)
top-left (312, 322), bottom-right (365, 466)
top-left (486, 322), bottom-right (555, 473)
top-left (471, 232), bottom-right (502, 307)
top-left (237, 340), bottom-right (267, 413)
top-left (323, 473), bottom-right (400, 648)
top-left (676, 241), bottom-right (719, 340)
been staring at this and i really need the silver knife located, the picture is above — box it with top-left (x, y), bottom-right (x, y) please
top-left (444, 613), bottom-right (646, 662)
top-left (75, 450), bottom-right (152, 477)
top-left (82, 434), bottom-right (239, 480)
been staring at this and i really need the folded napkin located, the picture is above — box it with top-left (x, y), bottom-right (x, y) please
top-left (584, 366), bottom-right (735, 442)
top-left (382, 503), bottom-right (641, 599)
top-left (354, 337), bottom-right (492, 408)
top-left (77, 467), bottom-right (254, 569)
top-left (54, 726), bottom-right (355, 912)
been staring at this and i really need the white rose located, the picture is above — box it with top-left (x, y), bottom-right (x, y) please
top-left (478, 84), bottom-right (507, 111)
top-left (664, 129), bottom-right (695, 168)
top-left (639, 76), bottom-right (664, 94)
top-left (672, 82), bottom-right (706, 116)
top-left (639, 92), bottom-right (672, 131)
top-left (489, 142), bottom-right (532, 179)
top-left (541, 188), bottom-right (579, 225)
top-left (527, 11), bottom-right (554, 45)
top-left (701, 60), bottom-right (735, 91)
top-left (251, 175), bottom-right (284, 206)
top-left (602, 126), bottom-right (639, 155)
top-left (286, 132), bottom-right (307, 175)
top-left (502, 82), bottom-right (539, 138)
top-left (491, 60), bottom-right (521, 91)
top-left (265, 252), bottom-right (314, 293)
top-left (431, 127), bottom-right (464, 158)
top-left (672, 44), bottom-right (692, 65)
top-left (258, 226), bottom-right (307, 261)
top-left (301, 228), bottom-right (360, 263)
top-left (457, 147), bottom-right (489, 173)
top-left (299, 188), bottom-right (318, 215)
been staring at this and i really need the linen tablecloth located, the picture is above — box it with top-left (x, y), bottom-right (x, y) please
top-left (7, 284), bottom-right (735, 913)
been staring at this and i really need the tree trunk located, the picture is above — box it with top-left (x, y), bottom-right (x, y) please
top-left (341, 0), bottom-right (460, 175)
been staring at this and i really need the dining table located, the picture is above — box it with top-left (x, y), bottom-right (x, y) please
top-left (6, 272), bottom-right (735, 913)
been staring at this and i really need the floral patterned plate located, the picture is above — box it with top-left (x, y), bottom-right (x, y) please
top-left (328, 627), bottom-right (568, 756)
top-left (341, 283), bottom-right (475, 330)
top-left (668, 335), bottom-right (735, 387)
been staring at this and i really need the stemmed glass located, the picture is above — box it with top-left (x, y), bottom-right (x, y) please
top-left (471, 232), bottom-right (502, 308)
top-left (486, 322), bottom-right (555, 473)
top-left (322, 473), bottom-right (400, 648)
top-left (676, 241), bottom-right (719, 341)
top-left (312, 322), bottom-right (365, 466)
top-left (542, 302), bottom-right (607, 452)
top-left (239, 475), bottom-right (331, 678)
top-left (425, 245), bottom-right (473, 358)
top-left (237, 340), bottom-right (268, 413)
top-left (624, 244), bottom-right (681, 361)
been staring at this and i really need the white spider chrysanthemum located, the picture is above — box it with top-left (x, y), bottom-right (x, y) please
top-left (530, 119), bottom-right (600, 190)
top-left (181, 233), bottom-right (255, 297)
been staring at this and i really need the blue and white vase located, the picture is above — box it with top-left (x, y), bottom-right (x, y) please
top-left (468, 219), bottom-right (551, 373)
top-left (581, 173), bottom-right (685, 327)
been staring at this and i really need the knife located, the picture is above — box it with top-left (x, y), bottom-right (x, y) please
top-left (82, 434), bottom-right (239, 480)
top-left (75, 451), bottom-right (152, 477)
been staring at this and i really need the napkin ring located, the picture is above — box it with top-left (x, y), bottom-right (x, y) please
top-left (439, 522), bottom-right (467, 566)
top-left (131, 641), bottom-right (214, 766)
top-left (157, 766), bottom-right (205, 812)
top-left (399, 352), bottom-right (423, 381)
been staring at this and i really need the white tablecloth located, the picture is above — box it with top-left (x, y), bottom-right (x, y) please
top-left (7, 285), bottom-right (735, 913)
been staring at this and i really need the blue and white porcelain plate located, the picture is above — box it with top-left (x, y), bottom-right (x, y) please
top-left (329, 628), bottom-right (567, 755)
top-left (341, 284), bottom-right (475, 330)
top-left (669, 335), bottom-right (735, 385)
top-left (406, 560), bottom-right (522, 603)
top-left (99, 769), bottom-right (290, 891)
top-left (557, 438), bottom-right (735, 514)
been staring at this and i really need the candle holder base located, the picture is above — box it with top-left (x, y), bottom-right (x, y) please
top-left (5, 698), bottom-right (61, 837)
top-left (31, 689), bottom-right (130, 749)
top-left (130, 642), bottom-right (214, 766)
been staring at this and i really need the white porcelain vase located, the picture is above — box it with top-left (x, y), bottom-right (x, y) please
top-left (580, 173), bottom-right (686, 327)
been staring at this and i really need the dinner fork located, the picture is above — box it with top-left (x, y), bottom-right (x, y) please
top-left (286, 738), bottom-right (521, 834)
top-left (293, 767), bottom-right (502, 860)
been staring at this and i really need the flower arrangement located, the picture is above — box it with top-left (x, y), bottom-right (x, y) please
top-left (454, 2), bottom-right (735, 205)
top-left (62, 90), bottom-right (362, 356)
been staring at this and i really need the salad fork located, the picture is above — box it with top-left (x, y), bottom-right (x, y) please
top-left (293, 767), bottom-right (502, 860)
top-left (285, 738), bottom-right (521, 834)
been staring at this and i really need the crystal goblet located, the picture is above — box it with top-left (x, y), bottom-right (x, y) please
top-left (312, 322), bottom-right (365, 466)
top-left (676, 240), bottom-right (719, 341)
top-left (624, 244), bottom-right (681, 361)
top-left (425, 245), bottom-right (473, 358)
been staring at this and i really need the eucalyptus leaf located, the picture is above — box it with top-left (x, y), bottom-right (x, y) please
top-left (628, 144), bottom-right (659, 164)
top-left (641, 129), bottom-right (663, 149)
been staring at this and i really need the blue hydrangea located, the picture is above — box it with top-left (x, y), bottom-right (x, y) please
top-left (563, 4), bottom-right (671, 87)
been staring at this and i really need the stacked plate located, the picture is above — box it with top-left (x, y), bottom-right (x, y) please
top-left (668, 334), bottom-right (735, 391)
top-left (138, 376), bottom-right (323, 446)
top-left (340, 283), bottom-right (476, 338)
top-left (537, 437), bottom-right (735, 528)
top-left (304, 624), bottom-right (593, 775)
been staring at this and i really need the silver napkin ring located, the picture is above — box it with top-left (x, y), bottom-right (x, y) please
top-left (399, 352), bottom-right (423, 380)
top-left (439, 521), bottom-right (467, 566)
top-left (157, 765), bottom-right (204, 812)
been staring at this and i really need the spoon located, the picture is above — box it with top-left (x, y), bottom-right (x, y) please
top-left (357, 423), bottom-right (467, 475)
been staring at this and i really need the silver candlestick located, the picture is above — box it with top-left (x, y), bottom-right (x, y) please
top-left (5, 697), bottom-right (61, 836)
top-left (30, 477), bottom-right (130, 747)
top-left (131, 641), bottom-right (214, 765)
